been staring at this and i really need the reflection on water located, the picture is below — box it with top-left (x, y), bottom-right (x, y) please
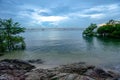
top-left (0, 30), bottom-right (120, 69)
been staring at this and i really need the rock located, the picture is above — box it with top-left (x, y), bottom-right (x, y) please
top-left (0, 59), bottom-right (35, 70)
top-left (25, 69), bottom-right (57, 80)
top-left (65, 74), bottom-right (78, 80)
top-left (56, 62), bottom-right (95, 75)
top-left (78, 75), bottom-right (95, 80)
top-left (107, 70), bottom-right (120, 79)
top-left (27, 59), bottom-right (44, 64)
top-left (0, 59), bottom-right (35, 80)
top-left (0, 60), bottom-right (119, 80)
top-left (0, 53), bottom-right (4, 56)
top-left (25, 62), bottom-right (120, 80)
top-left (86, 68), bottom-right (120, 80)
top-left (84, 69), bottom-right (94, 76)
top-left (0, 74), bottom-right (14, 80)
top-left (51, 73), bottom-right (69, 80)
top-left (93, 68), bottom-right (112, 78)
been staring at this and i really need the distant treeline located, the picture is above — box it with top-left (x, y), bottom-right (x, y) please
top-left (83, 19), bottom-right (120, 38)
top-left (27, 28), bottom-right (84, 31)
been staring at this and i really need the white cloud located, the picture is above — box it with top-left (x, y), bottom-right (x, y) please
top-left (68, 12), bottom-right (105, 19)
top-left (84, 4), bottom-right (119, 12)
top-left (32, 13), bottom-right (68, 22)
top-left (78, 13), bottom-right (105, 19)
top-left (34, 8), bottom-right (50, 13)
top-left (67, 4), bottom-right (120, 19)
top-left (17, 3), bottom-right (120, 27)
top-left (18, 5), bottom-right (69, 26)
top-left (20, 5), bottom-right (50, 13)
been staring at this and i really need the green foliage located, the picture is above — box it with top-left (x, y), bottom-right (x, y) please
top-left (97, 24), bottom-right (115, 36)
top-left (83, 19), bottom-right (120, 38)
top-left (0, 18), bottom-right (26, 52)
top-left (97, 20), bottom-right (120, 38)
top-left (83, 23), bottom-right (97, 36)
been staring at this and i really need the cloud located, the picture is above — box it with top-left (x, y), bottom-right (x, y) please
top-left (0, 0), bottom-right (120, 28)
top-left (19, 5), bottom-right (51, 13)
top-left (67, 4), bottom-right (120, 19)
top-left (32, 13), bottom-right (68, 22)
top-left (68, 11), bottom-right (105, 19)
top-left (84, 4), bottom-right (119, 13)
top-left (78, 13), bottom-right (105, 19)
top-left (18, 6), bottom-right (69, 26)
top-left (17, 3), bottom-right (120, 27)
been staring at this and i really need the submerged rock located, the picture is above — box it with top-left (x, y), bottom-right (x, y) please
top-left (27, 59), bottom-right (44, 64)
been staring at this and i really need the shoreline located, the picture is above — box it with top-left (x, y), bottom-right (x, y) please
top-left (0, 59), bottom-right (120, 80)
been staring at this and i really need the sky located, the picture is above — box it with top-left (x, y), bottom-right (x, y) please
top-left (0, 0), bottom-right (120, 28)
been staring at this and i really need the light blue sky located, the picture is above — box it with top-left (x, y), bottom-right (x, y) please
top-left (0, 0), bottom-right (120, 28)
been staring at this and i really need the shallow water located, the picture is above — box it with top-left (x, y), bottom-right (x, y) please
top-left (0, 30), bottom-right (120, 69)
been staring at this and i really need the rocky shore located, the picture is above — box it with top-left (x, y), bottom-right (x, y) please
top-left (0, 59), bottom-right (35, 80)
top-left (0, 59), bottom-right (120, 80)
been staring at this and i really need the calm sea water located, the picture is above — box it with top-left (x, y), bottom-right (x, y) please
top-left (0, 30), bottom-right (120, 69)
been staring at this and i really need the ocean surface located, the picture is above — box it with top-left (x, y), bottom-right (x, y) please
top-left (0, 30), bottom-right (120, 69)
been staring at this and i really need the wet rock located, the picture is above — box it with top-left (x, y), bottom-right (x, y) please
top-left (51, 73), bottom-right (69, 80)
top-left (84, 68), bottom-right (120, 80)
top-left (64, 74), bottom-right (78, 80)
top-left (0, 59), bottom-right (35, 80)
top-left (0, 74), bottom-right (14, 80)
top-left (0, 60), bottom-right (120, 80)
top-left (93, 68), bottom-right (112, 78)
top-left (25, 69), bottom-right (57, 80)
top-left (78, 76), bottom-right (95, 80)
top-left (84, 69), bottom-right (94, 76)
top-left (27, 59), bottom-right (44, 64)
top-left (52, 74), bottom-right (95, 80)
top-left (25, 62), bottom-right (120, 80)
top-left (0, 53), bottom-right (4, 56)
top-left (107, 70), bottom-right (120, 79)
top-left (0, 59), bottom-right (35, 70)
top-left (56, 62), bottom-right (95, 75)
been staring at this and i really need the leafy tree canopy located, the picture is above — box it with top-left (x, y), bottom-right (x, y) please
top-left (97, 20), bottom-right (120, 38)
top-left (83, 19), bottom-right (120, 38)
top-left (0, 18), bottom-right (26, 52)
top-left (82, 23), bottom-right (97, 36)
